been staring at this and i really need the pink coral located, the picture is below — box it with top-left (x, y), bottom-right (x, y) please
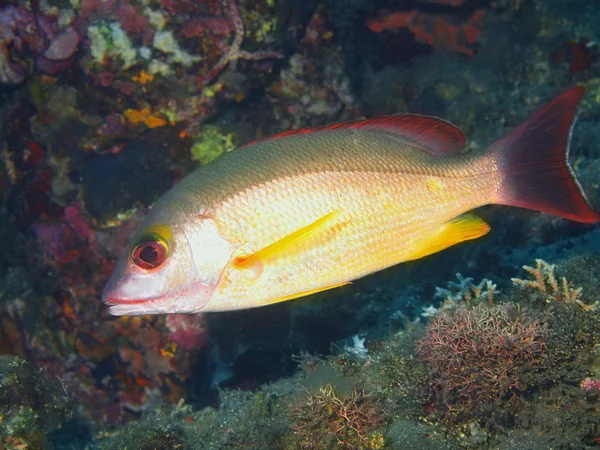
top-left (0, 7), bottom-right (38, 83)
top-left (418, 304), bottom-right (548, 416)
top-left (33, 223), bottom-right (64, 264)
top-left (166, 314), bottom-right (207, 351)
top-left (64, 205), bottom-right (95, 242)
top-left (79, 0), bottom-right (117, 20)
top-left (580, 378), bottom-right (600, 393)
top-left (43, 26), bottom-right (79, 60)
top-left (114, 5), bottom-right (149, 34)
top-left (182, 15), bottom-right (233, 39)
top-left (33, 204), bottom-right (96, 267)
top-left (160, 0), bottom-right (200, 16)
top-left (0, 4), bottom-right (80, 83)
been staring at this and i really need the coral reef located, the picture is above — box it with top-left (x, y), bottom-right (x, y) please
top-left (414, 258), bottom-right (600, 445)
top-left (190, 124), bottom-right (237, 165)
top-left (511, 259), bottom-right (596, 310)
top-left (418, 303), bottom-right (548, 425)
top-left (32, 256), bottom-right (598, 448)
top-left (0, 0), bottom-right (600, 448)
top-left (580, 377), bottom-right (600, 394)
top-left (265, 6), bottom-right (357, 131)
top-left (0, 5), bottom-right (80, 84)
top-left (366, 9), bottom-right (486, 56)
top-left (93, 382), bottom-right (298, 450)
top-left (292, 384), bottom-right (385, 450)
top-left (0, 356), bottom-right (76, 449)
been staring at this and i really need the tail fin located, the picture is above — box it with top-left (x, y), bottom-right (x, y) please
top-left (493, 86), bottom-right (600, 223)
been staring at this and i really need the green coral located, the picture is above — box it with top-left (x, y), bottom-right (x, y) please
top-left (0, 356), bottom-right (73, 449)
top-left (152, 31), bottom-right (203, 68)
top-left (95, 384), bottom-right (297, 450)
top-left (190, 125), bottom-right (237, 165)
top-left (359, 333), bottom-right (430, 418)
top-left (242, 2), bottom-right (278, 44)
top-left (291, 383), bottom-right (384, 450)
top-left (88, 22), bottom-right (138, 69)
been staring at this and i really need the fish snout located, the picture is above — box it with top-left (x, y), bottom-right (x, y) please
top-left (101, 272), bottom-right (162, 315)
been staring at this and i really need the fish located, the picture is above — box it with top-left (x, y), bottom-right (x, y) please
top-left (102, 87), bottom-right (599, 316)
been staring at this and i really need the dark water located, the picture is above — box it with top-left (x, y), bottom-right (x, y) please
top-left (1, 0), bottom-right (600, 448)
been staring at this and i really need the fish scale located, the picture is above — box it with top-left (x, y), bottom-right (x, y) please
top-left (103, 87), bottom-right (599, 315)
top-left (199, 138), bottom-right (494, 309)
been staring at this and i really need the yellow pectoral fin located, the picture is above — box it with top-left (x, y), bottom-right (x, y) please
top-left (408, 213), bottom-right (490, 261)
top-left (262, 282), bottom-right (351, 306)
top-left (233, 209), bottom-right (345, 275)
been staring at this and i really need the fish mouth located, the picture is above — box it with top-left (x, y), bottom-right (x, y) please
top-left (109, 304), bottom-right (146, 316)
top-left (105, 299), bottom-right (156, 316)
top-left (102, 295), bottom-right (162, 316)
top-left (103, 297), bottom-right (154, 306)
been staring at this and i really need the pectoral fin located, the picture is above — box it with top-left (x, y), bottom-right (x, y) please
top-left (408, 213), bottom-right (490, 261)
top-left (262, 281), bottom-right (351, 306)
top-left (233, 210), bottom-right (344, 277)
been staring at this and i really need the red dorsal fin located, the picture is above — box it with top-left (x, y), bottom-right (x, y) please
top-left (340, 115), bottom-right (466, 155)
top-left (240, 115), bottom-right (466, 156)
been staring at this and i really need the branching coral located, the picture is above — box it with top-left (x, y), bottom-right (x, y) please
top-left (511, 259), bottom-right (596, 311)
top-left (292, 384), bottom-right (384, 450)
top-left (203, 0), bottom-right (283, 84)
top-left (421, 273), bottom-right (499, 317)
top-left (435, 273), bottom-right (499, 306)
top-left (418, 303), bottom-right (548, 423)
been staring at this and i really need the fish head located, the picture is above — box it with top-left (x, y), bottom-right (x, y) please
top-left (102, 198), bottom-right (236, 316)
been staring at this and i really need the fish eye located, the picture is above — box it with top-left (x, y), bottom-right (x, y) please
top-left (132, 239), bottom-right (168, 270)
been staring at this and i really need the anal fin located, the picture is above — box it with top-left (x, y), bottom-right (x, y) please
top-left (408, 213), bottom-right (490, 261)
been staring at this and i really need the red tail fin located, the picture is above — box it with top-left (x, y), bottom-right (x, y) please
top-left (494, 86), bottom-right (600, 223)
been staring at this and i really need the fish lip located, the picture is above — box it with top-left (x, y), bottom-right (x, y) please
top-left (102, 293), bottom-right (170, 315)
top-left (103, 296), bottom-right (154, 306)
top-left (107, 302), bottom-right (153, 316)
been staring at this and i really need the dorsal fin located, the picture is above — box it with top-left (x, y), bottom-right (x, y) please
top-left (240, 114), bottom-right (466, 156)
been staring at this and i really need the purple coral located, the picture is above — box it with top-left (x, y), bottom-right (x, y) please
top-left (43, 26), bottom-right (80, 61)
top-left (418, 303), bottom-right (548, 419)
top-left (202, 0), bottom-right (283, 84)
top-left (0, 7), bottom-right (33, 84)
top-left (166, 314), bottom-right (207, 351)
top-left (0, 5), bottom-right (80, 84)
top-left (33, 204), bottom-right (95, 268)
top-left (580, 378), bottom-right (600, 394)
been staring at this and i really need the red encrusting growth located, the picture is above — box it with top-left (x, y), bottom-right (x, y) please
top-left (242, 114), bottom-right (467, 156)
top-left (365, 8), bottom-right (485, 56)
top-left (494, 86), bottom-right (600, 223)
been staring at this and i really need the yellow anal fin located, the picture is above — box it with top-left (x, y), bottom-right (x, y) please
top-left (409, 213), bottom-right (490, 261)
top-left (262, 282), bottom-right (350, 306)
top-left (234, 210), bottom-right (344, 274)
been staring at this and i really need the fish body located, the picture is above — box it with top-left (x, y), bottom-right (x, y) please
top-left (103, 87), bottom-right (599, 316)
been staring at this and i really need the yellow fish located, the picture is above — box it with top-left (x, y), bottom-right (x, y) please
top-left (103, 87), bottom-right (599, 316)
